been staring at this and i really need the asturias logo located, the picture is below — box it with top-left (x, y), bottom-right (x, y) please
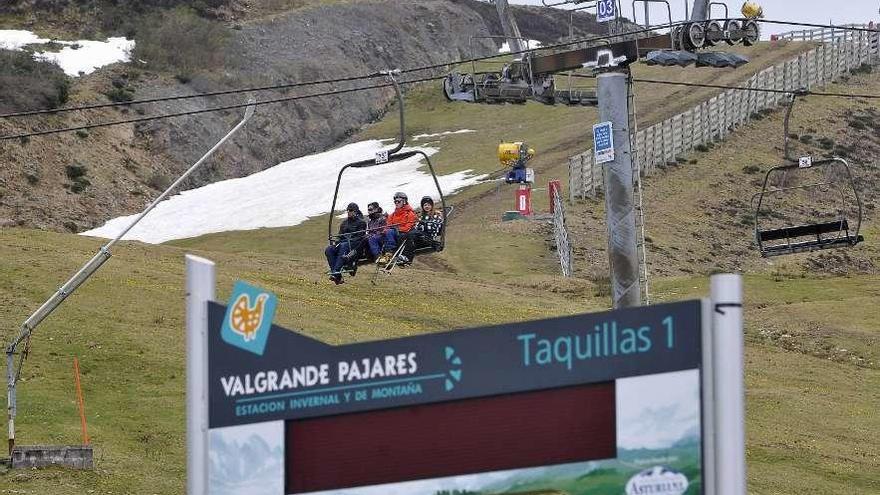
top-left (221, 281), bottom-right (277, 356)
top-left (625, 466), bottom-right (689, 495)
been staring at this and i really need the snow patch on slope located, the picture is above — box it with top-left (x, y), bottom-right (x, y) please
top-left (0, 29), bottom-right (134, 76)
top-left (82, 140), bottom-right (486, 244)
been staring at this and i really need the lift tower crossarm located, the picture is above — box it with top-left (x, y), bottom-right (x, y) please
top-left (5, 100), bottom-right (257, 455)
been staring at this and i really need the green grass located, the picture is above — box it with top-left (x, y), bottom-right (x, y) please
top-left (1, 41), bottom-right (878, 494)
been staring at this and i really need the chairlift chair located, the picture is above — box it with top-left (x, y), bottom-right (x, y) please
top-left (753, 92), bottom-right (864, 257)
top-left (327, 71), bottom-right (449, 273)
top-left (754, 158), bottom-right (864, 257)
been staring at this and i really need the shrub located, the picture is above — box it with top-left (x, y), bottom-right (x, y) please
top-left (66, 164), bottom-right (91, 193)
top-left (742, 164), bottom-right (761, 174)
top-left (147, 172), bottom-right (172, 191)
top-left (695, 143), bottom-right (710, 152)
top-left (133, 7), bottom-right (228, 74)
top-left (0, 50), bottom-right (70, 113)
top-left (818, 137), bottom-right (834, 150)
top-left (105, 87), bottom-right (135, 102)
top-left (848, 120), bottom-right (866, 130)
top-left (799, 134), bottom-right (813, 144)
top-left (66, 164), bottom-right (87, 180)
top-left (75, 129), bottom-right (89, 139)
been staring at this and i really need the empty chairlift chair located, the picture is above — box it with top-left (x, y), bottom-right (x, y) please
top-left (754, 157), bottom-right (864, 257)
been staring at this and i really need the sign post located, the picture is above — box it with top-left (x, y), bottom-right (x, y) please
top-left (711, 274), bottom-right (745, 495)
top-left (185, 255), bottom-right (214, 495)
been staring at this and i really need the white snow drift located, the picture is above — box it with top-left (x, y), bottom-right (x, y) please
top-left (0, 29), bottom-right (134, 76)
top-left (83, 139), bottom-right (486, 244)
top-left (498, 39), bottom-right (542, 53)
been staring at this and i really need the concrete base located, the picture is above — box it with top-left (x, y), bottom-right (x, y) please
top-left (502, 211), bottom-right (529, 221)
top-left (11, 445), bottom-right (94, 469)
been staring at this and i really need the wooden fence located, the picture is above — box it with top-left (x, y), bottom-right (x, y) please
top-left (570, 25), bottom-right (880, 199)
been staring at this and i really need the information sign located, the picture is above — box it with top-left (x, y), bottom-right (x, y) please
top-left (594, 121), bottom-right (615, 164)
top-left (205, 295), bottom-right (706, 495)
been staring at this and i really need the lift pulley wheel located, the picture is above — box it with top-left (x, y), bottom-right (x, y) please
top-left (723, 19), bottom-right (742, 45)
top-left (742, 20), bottom-right (760, 46)
top-left (704, 20), bottom-right (723, 47)
top-left (685, 22), bottom-right (706, 50)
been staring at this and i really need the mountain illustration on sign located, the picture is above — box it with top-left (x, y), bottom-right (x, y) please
top-left (445, 346), bottom-right (463, 391)
top-left (230, 293), bottom-right (269, 342)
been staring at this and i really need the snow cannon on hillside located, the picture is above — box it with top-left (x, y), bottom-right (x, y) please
top-left (499, 142), bottom-right (535, 184)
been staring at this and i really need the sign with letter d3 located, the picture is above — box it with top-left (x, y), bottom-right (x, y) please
top-left (597, 0), bottom-right (616, 23)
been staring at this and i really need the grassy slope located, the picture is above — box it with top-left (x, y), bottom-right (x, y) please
top-left (1, 42), bottom-right (878, 493)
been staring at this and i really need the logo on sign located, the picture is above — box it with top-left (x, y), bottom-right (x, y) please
top-left (593, 121), bottom-right (615, 164)
top-left (597, 0), bottom-right (616, 23)
top-left (221, 281), bottom-right (277, 356)
top-left (625, 466), bottom-right (689, 495)
top-left (799, 156), bottom-right (812, 168)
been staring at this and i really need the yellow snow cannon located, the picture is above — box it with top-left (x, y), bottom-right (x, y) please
top-left (741, 1), bottom-right (764, 19)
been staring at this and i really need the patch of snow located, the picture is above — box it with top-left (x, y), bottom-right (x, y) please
top-left (82, 140), bottom-right (487, 244)
top-left (0, 30), bottom-right (45, 50)
top-left (0, 29), bottom-right (134, 76)
top-left (411, 129), bottom-right (476, 141)
top-left (498, 39), bottom-right (542, 53)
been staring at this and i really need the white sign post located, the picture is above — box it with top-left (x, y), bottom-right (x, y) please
top-left (186, 255), bottom-right (215, 495)
top-left (593, 121), bottom-right (615, 164)
top-left (597, 0), bottom-right (617, 23)
top-left (711, 274), bottom-right (746, 495)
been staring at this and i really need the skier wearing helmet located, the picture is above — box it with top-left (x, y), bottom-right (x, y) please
top-left (376, 192), bottom-right (418, 265)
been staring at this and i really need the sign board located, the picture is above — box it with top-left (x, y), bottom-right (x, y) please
top-left (594, 121), bottom-right (615, 164)
top-left (799, 156), bottom-right (813, 168)
top-left (375, 150), bottom-right (389, 164)
top-left (597, 0), bottom-right (617, 23)
top-left (205, 292), bottom-right (707, 495)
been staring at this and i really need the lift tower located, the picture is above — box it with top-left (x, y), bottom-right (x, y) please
top-left (494, 0), bottom-right (526, 53)
top-left (444, 0), bottom-right (760, 309)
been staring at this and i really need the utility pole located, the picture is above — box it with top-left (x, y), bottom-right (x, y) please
top-left (598, 71), bottom-right (641, 308)
top-left (495, 0), bottom-right (526, 53)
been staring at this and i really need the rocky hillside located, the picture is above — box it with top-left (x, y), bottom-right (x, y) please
top-left (0, 0), bottom-right (604, 232)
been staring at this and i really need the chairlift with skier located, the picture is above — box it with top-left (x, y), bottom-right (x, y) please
top-left (327, 71), bottom-right (450, 281)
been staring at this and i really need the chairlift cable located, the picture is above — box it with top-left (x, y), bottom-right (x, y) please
top-left (0, 20), bottom-right (875, 134)
top-left (0, 75), bottom-right (445, 141)
top-left (0, 22), bottom-right (679, 120)
top-left (2, 18), bottom-right (870, 120)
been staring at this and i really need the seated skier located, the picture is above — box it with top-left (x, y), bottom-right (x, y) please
top-left (376, 192), bottom-right (418, 266)
top-left (364, 202), bottom-right (388, 261)
top-left (400, 196), bottom-right (445, 263)
top-left (325, 202), bottom-right (366, 284)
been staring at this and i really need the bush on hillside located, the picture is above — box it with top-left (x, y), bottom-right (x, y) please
top-left (0, 50), bottom-right (70, 113)
top-left (133, 6), bottom-right (228, 75)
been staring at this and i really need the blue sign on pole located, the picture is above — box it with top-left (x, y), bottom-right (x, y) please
top-left (597, 0), bottom-right (616, 23)
top-left (593, 121), bottom-right (615, 164)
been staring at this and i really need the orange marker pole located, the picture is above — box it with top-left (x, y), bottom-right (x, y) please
top-left (73, 357), bottom-right (89, 445)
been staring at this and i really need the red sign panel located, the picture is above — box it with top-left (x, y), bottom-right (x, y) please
top-left (286, 382), bottom-right (616, 493)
